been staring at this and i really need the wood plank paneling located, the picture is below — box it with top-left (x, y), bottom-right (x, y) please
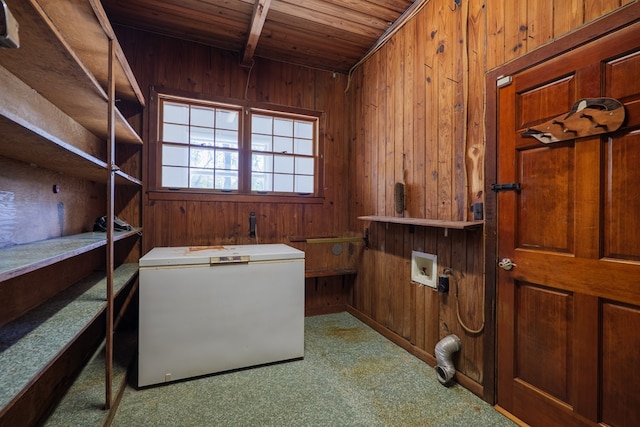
top-left (0, 157), bottom-right (105, 246)
top-left (349, 0), bottom-right (486, 386)
top-left (411, 16), bottom-right (426, 220)
top-left (116, 24), bottom-right (357, 317)
top-left (584, 0), bottom-right (623, 21)
top-left (347, 0), bottom-right (635, 395)
top-left (114, 26), bottom-right (350, 257)
top-left (485, 0), bottom-right (506, 73)
top-left (554, 0), bottom-right (584, 36)
top-left (527, 0), bottom-right (554, 50)
top-left (424, 6), bottom-right (439, 221)
top-left (466, 0), bottom-right (486, 209)
top-left (503, 0), bottom-right (528, 63)
top-left (486, 0), bottom-right (635, 70)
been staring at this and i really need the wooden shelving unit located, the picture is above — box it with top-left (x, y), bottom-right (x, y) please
top-left (0, 0), bottom-right (144, 423)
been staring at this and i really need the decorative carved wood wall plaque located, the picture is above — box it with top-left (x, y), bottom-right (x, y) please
top-left (522, 98), bottom-right (625, 144)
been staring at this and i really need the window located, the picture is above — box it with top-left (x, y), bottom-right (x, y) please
top-left (161, 101), bottom-right (241, 190)
top-left (250, 114), bottom-right (315, 193)
top-left (155, 93), bottom-right (322, 198)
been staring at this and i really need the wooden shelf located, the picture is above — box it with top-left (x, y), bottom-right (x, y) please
top-left (305, 268), bottom-right (357, 278)
top-left (358, 216), bottom-right (483, 230)
top-left (36, 0), bottom-right (145, 107)
top-left (304, 237), bottom-right (364, 244)
top-left (0, 229), bottom-right (142, 282)
top-left (0, 263), bottom-right (138, 413)
top-left (0, 0), bottom-right (142, 145)
top-left (0, 60), bottom-right (140, 185)
top-left (116, 170), bottom-right (143, 186)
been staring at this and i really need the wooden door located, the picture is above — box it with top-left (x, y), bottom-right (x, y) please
top-left (496, 21), bottom-right (640, 427)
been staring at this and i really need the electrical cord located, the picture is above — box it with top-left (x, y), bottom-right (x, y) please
top-left (244, 58), bottom-right (255, 100)
top-left (443, 267), bottom-right (485, 334)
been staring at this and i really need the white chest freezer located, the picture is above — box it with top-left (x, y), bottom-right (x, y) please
top-left (138, 244), bottom-right (305, 387)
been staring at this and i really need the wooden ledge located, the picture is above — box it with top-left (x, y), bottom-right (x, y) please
top-left (305, 268), bottom-right (357, 278)
top-left (358, 216), bottom-right (483, 230)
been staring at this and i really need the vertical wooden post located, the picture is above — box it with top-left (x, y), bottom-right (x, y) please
top-left (105, 37), bottom-right (116, 410)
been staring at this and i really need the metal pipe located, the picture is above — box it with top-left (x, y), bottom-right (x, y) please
top-left (435, 334), bottom-right (461, 385)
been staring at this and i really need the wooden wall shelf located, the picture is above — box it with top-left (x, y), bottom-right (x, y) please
top-left (36, 0), bottom-right (146, 106)
top-left (305, 268), bottom-right (357, 278)
top-left (0, 0), bottom-right (143, 145)
top-left (358, 216), bottom-right (483, 230)
top-left (0, 263), bottom-right (138, 414)
top-left (0, 98), bottom-right (140, 186)
top-left (0, 229), bottom-right (142, 282)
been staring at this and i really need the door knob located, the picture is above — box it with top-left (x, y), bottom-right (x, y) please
top-left (498, 258), bottom-right (517, 271)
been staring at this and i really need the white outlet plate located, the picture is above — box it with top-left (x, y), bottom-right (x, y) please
top-left (411, 251), bottom-right (437, 288)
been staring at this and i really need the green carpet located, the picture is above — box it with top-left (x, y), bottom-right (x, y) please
top-left (108, 312), bottom-right (516, 427)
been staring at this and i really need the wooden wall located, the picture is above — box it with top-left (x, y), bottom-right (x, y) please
top-left (0, 157), bottom-right (105, 246)
top-left (115, 27), bottom-right (355, 314)
top-left (114, 27), bottom-right (350, 249)
top-left (485, 0), bottom-right (637, 71)
top-left (346, 0), bottom-right (636, 398)
top-left (113, 0), bottom-right (637, 399)
top-left (347, 0), bottom-right (487, 394)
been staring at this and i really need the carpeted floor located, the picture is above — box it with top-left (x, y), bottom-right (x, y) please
top-left (104, 312), bottom-right (516, 427)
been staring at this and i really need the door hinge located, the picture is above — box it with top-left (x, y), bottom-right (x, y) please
top-left (491, 183), bottom-right (521, 192)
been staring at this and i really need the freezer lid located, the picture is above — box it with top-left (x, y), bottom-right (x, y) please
top-left (139, 243), bottom-right (304, 267)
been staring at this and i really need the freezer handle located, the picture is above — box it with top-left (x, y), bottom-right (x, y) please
top-left (210, 255), bottom-right (250, 265)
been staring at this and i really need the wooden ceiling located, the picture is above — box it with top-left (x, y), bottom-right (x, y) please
top-left (101, 0), bottom-right (418, 73)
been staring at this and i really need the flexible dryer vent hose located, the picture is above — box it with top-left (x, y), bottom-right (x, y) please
top-left (435, 334), bottom-right (461, 385)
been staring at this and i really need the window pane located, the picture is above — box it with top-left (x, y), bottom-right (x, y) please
top-left (252, 115), bottom-right (272, 134)
top-left (215, 149), bottom-right (238, 170)
top-left (295, 156), bottom-right (314, 175)
top-left (273, 136), bottom-right (293, 153)
top-left (295, 175), bottom-right (314, 193)
top-left (163, 123), bottom-right (189, 144)
top-left (252, 172), bottom-right (272, 191)
top-left (215, 170), bottom-right (238, 190)
top-left (162, 145), bottom-right (189, 167)
top-left (162, 166), bottom-right (188, 187)
top-left (273, 173), bottom-right (293, 192)
top-left (191, 106), bottom-right (214, 127)
top-left (294, 138), bottom-right (313, 155)
top-left (164, 103), bottom-right (189, 124)
top-left (190, 168), bottom-right (214, 189)
top-left (252, 133), bottom-right (272, 151)
top-left (190, 147), bottom-right (215, 168)
top-left (252, 153), bottom-right (273, 173)
top-left (216, 109), bottom-right (238, 130)
top-left (274, 155), bottom-right (294, 173)
top-left (191, 127), bottom-right (214, 146)
top-left (294, 121), bottom-right (313, 138)
top-left (215, 129), bottom-right (239, 148)
top-left (274, 118), bottom-right (293, 136)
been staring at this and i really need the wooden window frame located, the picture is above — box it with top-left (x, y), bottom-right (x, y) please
top-left (147, 87), bottom-right (325, 204)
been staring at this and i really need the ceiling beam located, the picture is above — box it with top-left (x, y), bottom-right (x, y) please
top-left (241, 0), bottom-right (272, 66)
